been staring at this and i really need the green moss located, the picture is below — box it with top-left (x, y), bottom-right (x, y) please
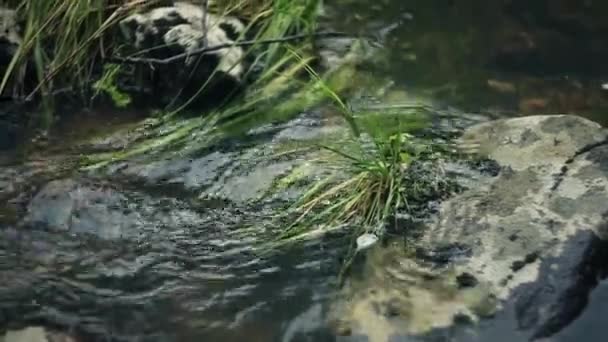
top-left (92, 64), bottom-right (132, 108)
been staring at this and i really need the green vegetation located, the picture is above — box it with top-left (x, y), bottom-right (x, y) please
top-left (1, 0), bottom-right (141, 126)
top-left (79, 0), bottom-right (368, 169)
top-left (92, 63), bottom-right (132, 108)
top-left (260, 61), bottom-right (452, 244)
top-left (3, 0), bottom-right (457, 251)
top-left (278, 106), bottom-right (452, 243)
top-left (1, 0), bottom-right (323, 127)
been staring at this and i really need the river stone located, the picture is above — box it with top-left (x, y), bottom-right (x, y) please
top-left (23, 179), bottom-right (141, 239)
top-left (120, 2), bottom-right (245, 77)
top-left (21, 178), bottom-right (210, 240)
top-left (332, 115), bottom-right (608, 341)
top-left (2, 327), bottom-right (48, 342)
top-left (103, 111), bottom-right (341, 204)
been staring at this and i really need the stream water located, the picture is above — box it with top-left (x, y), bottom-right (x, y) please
top-left (2, 1), bottom-right (608, 342)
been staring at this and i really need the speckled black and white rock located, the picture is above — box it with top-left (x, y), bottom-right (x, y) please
top-left (119, 2), bottom-right (245, 80)
top-left (116, 2), bottom-right (248, 106)
top-left (426, 115), bottom-right (608, 339)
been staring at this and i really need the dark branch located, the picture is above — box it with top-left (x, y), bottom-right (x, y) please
top-left (106, 31), bottom-right (354, 65)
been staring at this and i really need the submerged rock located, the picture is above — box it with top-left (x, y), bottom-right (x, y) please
top-left (103, 111), bottom-right (342, 205)
top-left (24, 179), bottom-right (139, 239)
top-left (21, 178), bottom-right (219, 240)
top-left (331, 115), bottom-right (608, 341)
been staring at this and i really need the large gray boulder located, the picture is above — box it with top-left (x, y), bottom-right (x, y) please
top-left (330, 115), bottom-right (608, 341)
top-left (22, 178), bottom-right (211, 240)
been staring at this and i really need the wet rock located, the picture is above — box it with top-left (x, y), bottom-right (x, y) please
top-left (22, 178), bottom-right (209, 240)
top-left (1, 327), bottom-right (76, 342)
top-left (331, 115), bottom-right (608, 341)
top-left (328, 242), bottom-right (493, 340)
top-left (417, 115), bottom-right (608, 339)
top-left (2, 327), bottom-right (47, 342)
top-left (118, 2), bottom-right (245, 105)
top-left (107, 112), bottom-right (340, 204)
top-left (1, 157), bottom-right (75, 226)
top-left (24, 179), bottom-right (139, 239)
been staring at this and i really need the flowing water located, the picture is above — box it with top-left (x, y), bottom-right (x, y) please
top-left (2, 1), bottom-right (608, 341)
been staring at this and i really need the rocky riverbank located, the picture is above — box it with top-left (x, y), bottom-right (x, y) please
top-left (331, 115), bottom-right (608, 341)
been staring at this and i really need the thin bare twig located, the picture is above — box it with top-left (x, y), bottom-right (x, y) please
top-left (106, 31), bottom-right (353, 65)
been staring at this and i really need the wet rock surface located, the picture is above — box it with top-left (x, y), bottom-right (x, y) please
top-left (1, 327), bottom-right (77, 342)
top-left (105, 111), bottom-right (343, 204)
top-left (437, 115), bottom-right (608, 340)
top-left (333, 115), bottom-right (608, 341)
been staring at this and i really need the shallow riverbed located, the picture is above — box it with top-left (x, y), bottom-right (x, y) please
top-left (1, 1), bottom-right (608, 342)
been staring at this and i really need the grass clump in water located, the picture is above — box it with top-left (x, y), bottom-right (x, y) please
top-left (276, 74), bottom-right (457, 245)
top-left (281, 124), bottom-right (451, 241)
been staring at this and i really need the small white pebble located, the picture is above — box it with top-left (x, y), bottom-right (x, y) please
top-left (356, 233), bottom-right (379, 252)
